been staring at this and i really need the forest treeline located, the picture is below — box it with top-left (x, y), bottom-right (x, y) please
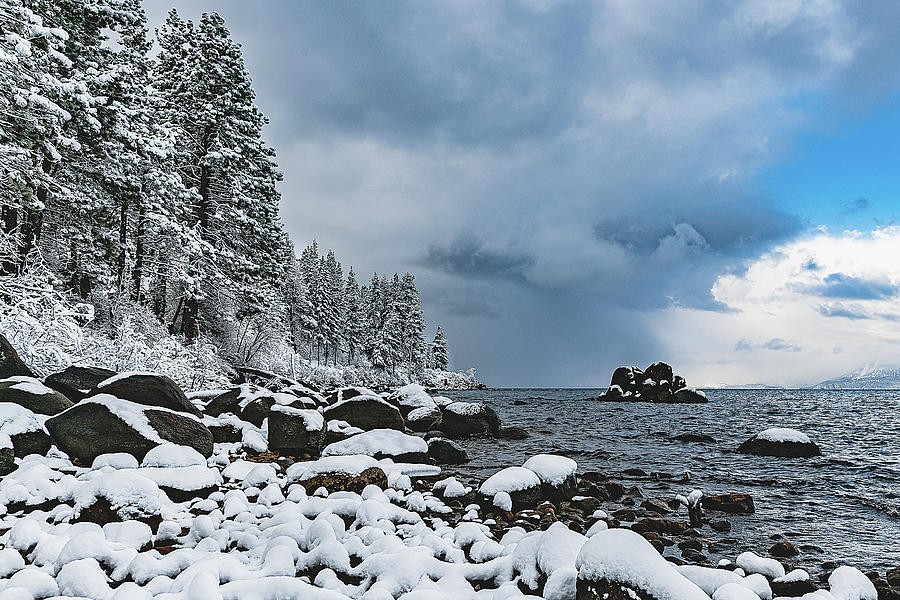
top-left (0, 0), bottom-right (451, 375)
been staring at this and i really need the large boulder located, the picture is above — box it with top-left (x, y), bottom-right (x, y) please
top-left (322, 428), bottom-right (428, 462)
top-left (439, 401), bottom-right (500, 438)
top-left (324, 386), bottom-right (379, 406)
top-left (386, 384), bottom-right (442, 432)
top-left (322, 394), bottom-right (404, 431)
top-left (93, 372), bottom-right (201, 417)
top-left (427, 437), bottom-right (468, 464)
top-left (644, 361), bottom-right (674, 386)
top-left (44, 365), bottom-right (116, 402)
top-left (599, 362), bottom-right (702, 403)
top-left (46, 395), bottom-right (214, 463)
top-left (737, 428), bottom-right (821, 458)
top-left (406, 405), bottom-right (442, 432)
top-left (522, 453), bottom-right (578, 501)
top-left (610, 366), bottom-right (642, 394)
top-left (0, 334), bottom-right (35, 378)
top-left (267, 405), bottom-right (326, 456)
top-left (0, 376), bottom-right (73, 414)
top-left (0, 402), bottom-right (51, 457)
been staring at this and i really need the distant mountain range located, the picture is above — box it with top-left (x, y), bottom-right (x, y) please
top-left (813, 363), bottom-right (900, 390)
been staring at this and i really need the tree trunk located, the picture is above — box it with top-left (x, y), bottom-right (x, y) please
top-left (1, 206), bottom-right (18, 275)
top-left (132, 195), bottom-right (145, 302)
top-left (117, 196), bottom-right (130, 292)
top-left (182, 127), bottom-right (213, 342)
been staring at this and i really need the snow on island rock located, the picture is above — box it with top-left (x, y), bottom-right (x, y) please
top-left (738, 427), bottom-right (822, 458)
top-left (322, 428), bottom-right (428, 462)
top-left (598, 362), bottom-right (707, 403)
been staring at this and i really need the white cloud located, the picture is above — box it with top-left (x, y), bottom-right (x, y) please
top-left (652, 227), bottom-right (900, 387)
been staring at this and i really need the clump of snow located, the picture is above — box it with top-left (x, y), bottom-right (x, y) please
top-left (755, 427), bottom-right (812, 444)
top-left (140, 443), bottom-right (207, 468)
top-left (479, 466), bottom-right (540, 496)
top-left (73, 470), bottom-right (163, 520)
top-left (4, 376), bottom-right (56, 396)
top-left (775, 568), bottom-right (810, 583)
top-left (521, 454), bottom-right (577, 486)
top-left (712, 582), bottom-right (761, 600)
top-left (736, 551), bottom-right (785, 579)
top-left (576, 528), bottom-right (710, 600)
top-left (444, 401), bottom-right (485, 416)
top-left (287, 455), bottom-right (380, 482)
top-left (829, 565), bottom-right (877, 600)
top-left (0, 402), bottom-right (44, 437)
top-left (389, 383), bottom-right (437, 410)
top-left (493, 491), bottom-right (512, 511)
top-left (92, 453), bottom-right (140, 470)
top-left (326, 420), bottom-right (363, 436)
top-left (322, 429), bottom-right (427, 458)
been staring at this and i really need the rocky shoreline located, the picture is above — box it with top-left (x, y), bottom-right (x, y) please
top-left (0, 337), bottom-right (895, 599)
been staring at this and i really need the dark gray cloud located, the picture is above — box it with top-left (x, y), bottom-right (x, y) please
top-left (143, 0), bottom-right (900, 385)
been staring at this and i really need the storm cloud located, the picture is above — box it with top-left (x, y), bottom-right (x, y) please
top-left (144, 0), bottom-right (900, 386)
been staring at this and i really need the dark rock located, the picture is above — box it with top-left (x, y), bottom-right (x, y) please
top-left (769, 540), bottom-right (799, 557)
top-left (322, 395), bottom-right (404, 431)
top-left (75, 497), bottom-right (161, 533)
top-left (702, 493), bottom-right (755, 514)
top-left (641, 498), bottom-right (670, 515)
top-left (0, 377), bottom-right (73, 415)
top-left (0, 334), bottom-right (35, 378)
top-left (612, 509), bottom-right (636, 521)
top-left (644, 362), bottom-right (674, 386)
top-left (324, 386), bottom-right (373, 405)
top-left (500, 426), bottom-right (529, 439)
top-left (611, 366), bottom-right (643, 392)
top-left (738, 432), bottom-right (822, 458)
top-left (93, 373), bottom-right (201, 417)
top-left (46, 398), bottom-right (213, 463)
top-left (631, 519), bottom-right (688, 535)
top-left (771, 579), bottom-right (817, 597)
top-left (623, 468), bottom-right (648, 477)
top-left (299, 466), bottom-right (388, 494)
top-left (513, 400), bottom-right (527, 406)
top-left (678, 539), bottom-right (702, 551)
top-left (405, 405), bottom-right (442, 432)
top-left (0, 403), bottom-right (51, 457)
top-left (439, 402), bottom-right (501, 438)
top-left (0, 442), bottom-right (13, 474)
top-left (601, 481), bottom-right (626, 500)
top-left (681, 548), bottom-right (709, 563)
top-left (267, 406), bottom-right (326, 456)
top-left (208, 423), bottom-right (242, 443)
top-left (203, 385), bottom-right (274, 426)
top-left (670, 388), bottom-right (708, 403)
top-left (427, 437), bottom-right (468, 464)
top-left (572, 496), bottom-right (601, 512)
top-left (44, 365), bottom-right (116, 402)
top-left (672, 433), bottom-right (715, 443)
top-left (887, 566), bottom-right (900, 587)
top-left (710, 519), bottom-right (732, 532)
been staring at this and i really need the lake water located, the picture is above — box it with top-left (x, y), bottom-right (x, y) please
top-left (439, 388), bottom-right (900, 573)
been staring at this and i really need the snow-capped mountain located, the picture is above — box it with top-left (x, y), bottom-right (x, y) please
top-left (814, 363), bottom-right (900, 389)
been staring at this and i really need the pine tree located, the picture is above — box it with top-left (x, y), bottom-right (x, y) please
top-left (396, 272), bottom-right (426, 368)
top-left (342, 267), bottom-right (364, 365)
top-left (432, 325), bottom-right (449, 371)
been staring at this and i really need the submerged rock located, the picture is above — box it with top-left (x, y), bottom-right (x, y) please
top-left (738, 428), bottom-right (822, 458)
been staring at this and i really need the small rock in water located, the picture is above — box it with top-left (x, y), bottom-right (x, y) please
top-left (738, 427), bottom-right (822, 458)
top-left (770, 540), bottom-right (799, 557)
top-left (702, 493), bottom-right (755, 515)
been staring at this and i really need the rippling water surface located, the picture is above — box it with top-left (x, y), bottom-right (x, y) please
top-left (439, 388), bottom-right (900, 572)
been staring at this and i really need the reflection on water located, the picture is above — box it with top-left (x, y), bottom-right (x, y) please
top-left (440, 388), bottom-right (900, 572)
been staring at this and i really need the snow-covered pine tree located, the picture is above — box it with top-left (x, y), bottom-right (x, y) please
top-left (397, 272), bottom-right (426, 368)
top-left (321, 249), bottom-right (343, 365)
top-left (432, 325), bottom-right (449, 370)
top-left (342, 267), bottom-right (365, 365)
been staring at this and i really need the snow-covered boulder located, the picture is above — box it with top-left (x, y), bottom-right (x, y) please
top-left (386, 384), bottom-right (441, 431)
top-left (479, 466), bottom-right (542, 510)
top-left (73, 470), bottom-right (164, 531)
top-left (0, 402), bottom-right (51, 457)
top-left (44, 365), bottom-right (116, 402)
top-left (0, 333), bottom-right (35, 379)
top-left (322, 428), bottom-right (428, 462)
top-left (427, 437), bottom-right (468, 464)
top-left (439, 401), bottom-right (501, 438)
top-left (287, 455), bottom-right (388, 493)
top-left (0, 376), bottom-right (73, 415)
top-left (672, 387), bottom-right (708, 403)
top-left (828, 565), bottom-right (877, 600)
top-left (46, 395), bottom-right (214, 463)
top-left (738, 428), bottom-right (822, 458)
top-left (575, 528), bottom-right (710, 600)
top-left (205, 383), bottom-right (317, 427)
top-left (324, 385), bottom-right (379, 405)
top-left (322, 394), bottom-right (404, 431)
top-left (93, 372), bottom-right (201, 417)
top-left (522, 454), bottom-right (578, 500)
top-left (325, 419), bottom-right (364, 445)
top-left (268, 404), bottom-right (326, 455)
